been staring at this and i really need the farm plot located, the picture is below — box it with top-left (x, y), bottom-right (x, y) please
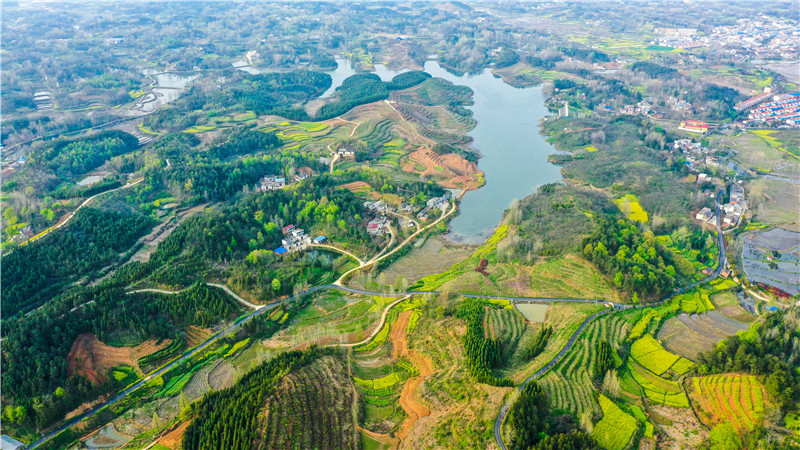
top-left (658, 312), bottom-right (748, 360)
top-left (741, 228), bottom-right (800, 296)
top-left (592, 395), bottom-right (640, 450)
top-left (539, 314), bottom-right (633, 416)
top-left (84, 424), bottom-right (134, 449)
top-left (484, 307), bottom-right (525, 344)
top-left (626, 361), bottom-right (689, 408)
top-left (260, 356), bottom-right (360, 449)
top-left (689, 374), bottom-right (767, 432)
top-left (631, 335), bottom-right (694, 376)
top-left (615, 194), bottom-right (648, 223)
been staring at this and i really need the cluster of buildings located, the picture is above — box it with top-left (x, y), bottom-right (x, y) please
top-left (743, 93), bottom-right (800, 127)
top-left (366, 216), bottom-right (389, 236)
top-left (337, 147), bottom-right (355, 158)
top-left (258, 168), bottom-right (316, 191)
top-left (259, 175), bottom-right (286, 191)
top-left (619, 101), bottom-right (652, 116)
top-left (694, 183), bottom-right (747, 229)
top-left (417, 194), bottom-right (450, 221)
top-left (273, 224), bottom-right (311, 255)
top-left (652, 16), bottom-right (798, 60)
top-left (722, 183), bottom-right (746, 227)
top-left (668, 97), bottom-right (695, 114)
top-left (273, 225), bottom-right (326, 255)
top-left (363, 200), bottom-right (388, 214)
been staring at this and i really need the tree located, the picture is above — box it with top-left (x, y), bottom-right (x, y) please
top-left (271, 278), bottom-right (281, 293)
top-left (602, 370), bottom-right (621, 397)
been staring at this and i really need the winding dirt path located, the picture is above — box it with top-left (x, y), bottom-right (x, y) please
top-left (390, 310), bottom-right (433, 441)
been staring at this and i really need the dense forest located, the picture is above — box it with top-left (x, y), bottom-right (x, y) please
top-left (183, 348), bottom-right (319, 450)
top-left (582, 218), bottom-right (679, 301)
top-left (698, 308), bottom-right (800, 412)
top-left (2, 207), bottom-right (154, 317)
top-left (1, 283), bottom-right (239, 429)
top-left (29, 130), bottom-right (139, 179)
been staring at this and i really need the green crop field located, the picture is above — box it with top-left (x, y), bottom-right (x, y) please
top-left (540, 314), bottom-right (633, 416)
top-left (614, 194), bottom-right (648, 223)
top-left (627, 361), bottom-right (690, 407)
top-left (631, 335), bottom-right (694, 376)
top-left (593, 395), bottom-right (639, 450)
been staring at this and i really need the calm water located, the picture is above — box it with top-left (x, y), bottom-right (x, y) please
top-left (423, 62), bottom-right (563, 244)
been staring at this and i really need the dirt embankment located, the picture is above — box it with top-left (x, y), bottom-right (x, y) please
top-left (67, 333), bottom-right (170, 384)
top-left (402, 148), bottom-right (483, 190)
top-left (155, 420), bottom-right (192, 449)
top-left (389, 310), bottom-right (434, 441)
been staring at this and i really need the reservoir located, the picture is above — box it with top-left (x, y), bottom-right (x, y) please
top-left (423, 62), bottom-right (563, 244)
top-left (322, 61), bottom-right (563, 245)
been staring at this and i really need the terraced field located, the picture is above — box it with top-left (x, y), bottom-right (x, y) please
top-left (630, 335), bottom-right (694, 376)
top-left (689, 374), bottom-right (767, 432)
top-left (540, 314), bottom-right (632, 416)
top-left (625, 360), bottom-right (689, 407)
top-left (484, 307), bottom-right (525, 343)
top-left (260, 356), bottom-right (360, 449)
top-left (658, 311), bottom-right (749, 360)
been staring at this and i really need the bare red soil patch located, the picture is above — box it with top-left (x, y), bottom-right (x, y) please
top-left (67, 334), bottom-right (171, 385)
top-left (402, 148), bottom-right (482, 190)
top-left (156, 420), bottom-right (192, 449)
top-left (67, 334), bottom-right (138, 384)
top-left (390, 310), bottom-right (434, 441)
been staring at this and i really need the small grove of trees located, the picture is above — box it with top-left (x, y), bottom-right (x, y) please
top-left (582, 218), bottom-right (677, 301)
top-left (29, 130), bottom-right (139, 179)
top-left (507, 381), bottom-right (600, 450)
top-left (456, 299), bottom-right (513, 386)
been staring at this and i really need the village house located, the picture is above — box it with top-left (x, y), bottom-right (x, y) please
top-left (293, 167), bottom-right (315, 183)
top-left (695, 207), bottom-right (715, 223)
top-left (364, 200), bottom-right (388, 214)
top-left (367, 216), bottom-right (388, 236)
top-left (678, 120), bottom-right (710, 134)
top-left (259, 175), bottom-right (286, 191)
top-left (337, 147), bottom-right (355, 157)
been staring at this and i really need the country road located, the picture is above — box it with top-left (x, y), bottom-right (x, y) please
top-left (492, 194), bottom-right (727, 450)
top-left (14, 178), bottom-right (144, 250)
top-left (28, 198), bottom-right (727, 449)
top-left (28, 282), bottom-right (624, 449)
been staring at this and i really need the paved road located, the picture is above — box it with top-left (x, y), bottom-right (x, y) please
top-left (30, 197), bottom-right (728, 449)
top-left (493, 195), bottom-right (726, 450)
top-left (26, 283), bottom-right (623, 449)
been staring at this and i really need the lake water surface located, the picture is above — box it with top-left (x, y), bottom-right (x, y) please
top-left (422, 62), bottom-right (563, 244)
